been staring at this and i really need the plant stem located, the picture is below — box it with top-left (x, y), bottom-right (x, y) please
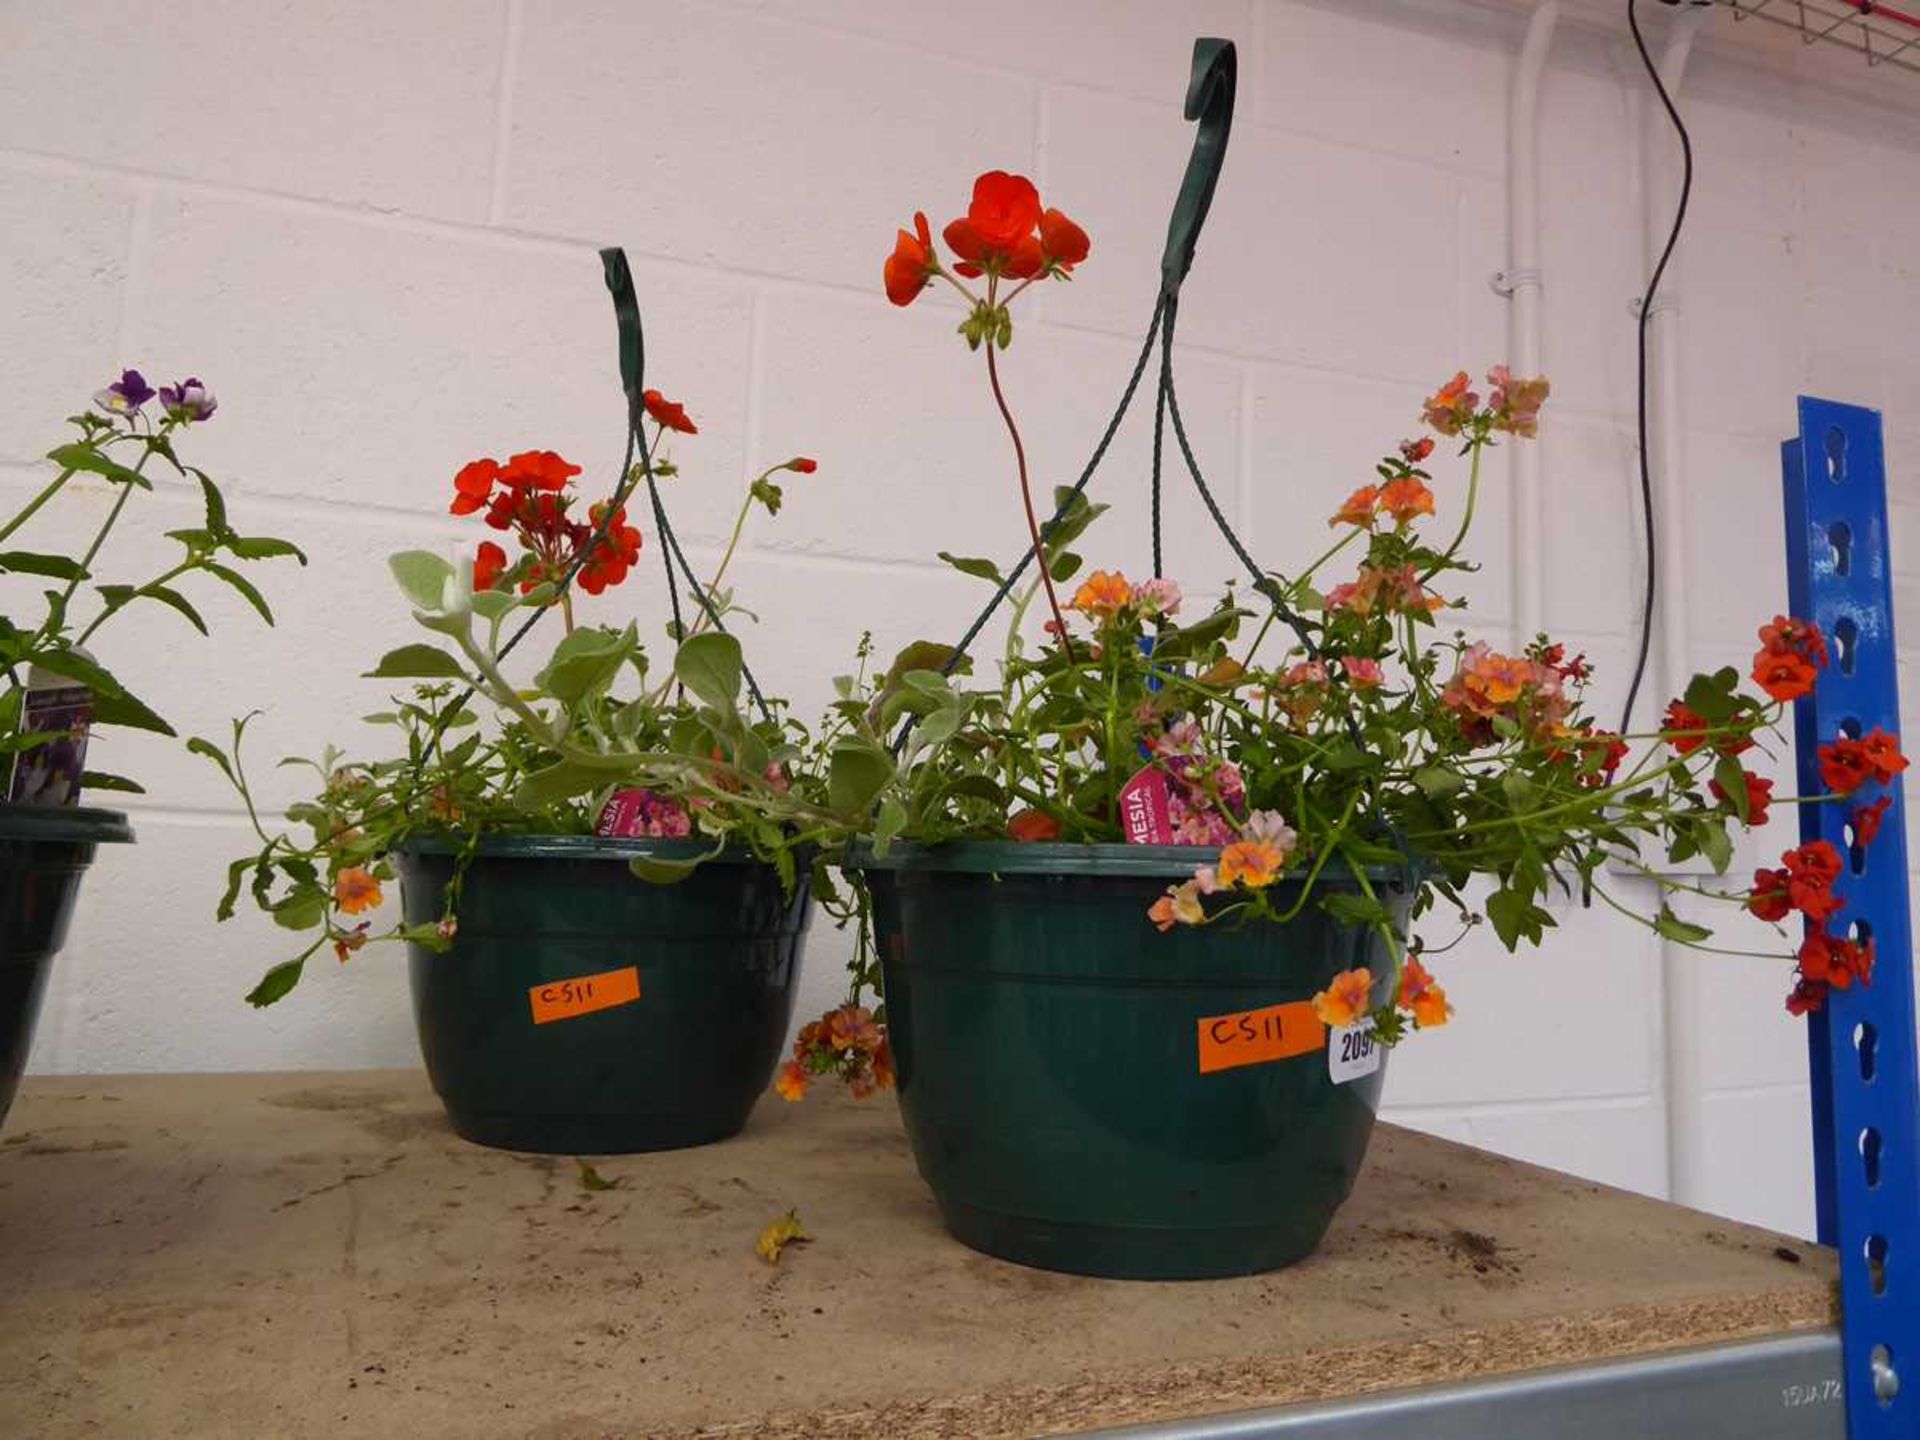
top-left (0, 468), bottom-right (77, 546)
top-left (1422, 438), bottom-right (1483, 582)
top-left (982, 338), bottom-right (1074, 663)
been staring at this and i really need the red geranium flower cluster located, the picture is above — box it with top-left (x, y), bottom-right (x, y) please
top-left (1818, 726), bottom-right (1909, 796)
top-left (449, 444), bottom-right (648, 599)
top-left (1751, 614), bottom-right (1828, 703)
top-left (1750, 834), bottom-right (1888, 1015)
top-left (884, 170), bottom-right (1090, 307)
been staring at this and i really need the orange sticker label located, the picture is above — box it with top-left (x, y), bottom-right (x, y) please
top-left (1197, 1001), bottom-right (1325, 1075)
top-left (528, 966), bottom-right (641, 1025)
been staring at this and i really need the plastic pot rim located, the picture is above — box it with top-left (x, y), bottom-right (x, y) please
top-left (0, 804), bottom-right (134, 845)
top-left (843, 838), bottom-right (1418, 883)
top-left (395, 832), bottom-right (775, 866)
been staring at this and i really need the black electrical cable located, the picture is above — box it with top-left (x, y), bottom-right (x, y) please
top-left (1621, 0), bottom-right (1697, 734)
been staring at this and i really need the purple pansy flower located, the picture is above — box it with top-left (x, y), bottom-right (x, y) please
top-left (93, 368), bottom-right (155, 417)
top-left (158, 377), bottom-right (217, 424)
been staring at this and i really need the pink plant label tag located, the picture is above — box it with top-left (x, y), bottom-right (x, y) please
top-left (595, 789), bottom-right (653, 839)
top-left (1119, 766), bottom-right (1174, 845)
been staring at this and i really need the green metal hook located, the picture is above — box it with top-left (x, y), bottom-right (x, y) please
top-left (599, 246), bottom-right (642, 396)
top-left (1160, 37), bottom-right (1237, 299)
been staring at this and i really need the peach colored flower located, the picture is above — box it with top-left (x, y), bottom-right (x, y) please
top-left (1071, 568), bottom-right (1133, 620)
top-left (1378, 476), bottom-right (1435, 525)
top-left (1218, 839), bottom-right (1285, 890)
top-left (774, 1062), bottom-right (809, 1102)
top-left (1149, 879), bottom-right (1207, 932)
top-left (1342, 657), bottom-right (1384, 689)
top-left (1330, 485), bottom-right (1379, 528)
top-left (1313, 967), bottom-right (1374, 1028)
top-left (333, 867), bottom-right (382, 916)
top-left (1398, 956), bottom-right (1451, 1028)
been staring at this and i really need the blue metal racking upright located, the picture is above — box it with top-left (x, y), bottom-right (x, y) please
top-left (1783, 396), bottom-right (1919, 1439)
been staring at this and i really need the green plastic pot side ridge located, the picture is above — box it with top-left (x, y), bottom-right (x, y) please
top-left (0, 805), bottom-right (135, 1129)
top-left (399, 835), bottom-right (809, 1155)
top-left (850, 841), bottom-right (1411, 1280)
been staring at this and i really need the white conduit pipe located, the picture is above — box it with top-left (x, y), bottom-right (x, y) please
top-left (1509, 0), bottom-right (1560, 650)
top-left (1645, 2), bottom-right (1711, 1208)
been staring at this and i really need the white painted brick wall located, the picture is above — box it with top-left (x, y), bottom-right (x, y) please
top-left (8, 0), bottom-right (1920, 1240)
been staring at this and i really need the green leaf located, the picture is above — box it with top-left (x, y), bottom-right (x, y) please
top-left (828, 738), bottom-right (894, 818)
top-left (469, 588), bottom-right (517, 622)
top-left (1653, 905), bottom-right (1713, 944)
top-left (245, 958), bottom-right (307, 1007)
top-left (197, 473), bottom-right (229, 534)
top-left (514, 761), bottom-right (607, 810)
top-left (1413, 765), bottom-right (1466, 800)
top-left (1501, 769), bottom-right (1535, 811)
top-left (1712, 753), bottom-right (1750, 823)
top-left (389, 551), bottom-right (454, 611)
top-left (187, 735), bottom-right (237, 789)
top-left (576, 1159), bottom-right (620, 1192)
top-left (46, 442), bottom-right (150, 489)
top-left (1697, 819), bottom-right (1734, 875)
top-left (1048, 550), bottom-right (1083, 583)
top-left (97, 582), bottom-right (210, 635)
top-left (1321, 892), bottom-right (1390, 928)
top-left (1682, 666), bottom-right (1741, 723)
top-left (271, 884), bottom-right (328, 931)
top-left (77, 770), bottom-right (143, 794)
top-left (0, 551), bottom-right (87, 580)
top-left (204, 562), bottom-right (274, 624)
top-left (215, 856), bottom-right (253, 923)
top-left (365, 644), bottom-right (467, 680)
top-left (539, 625), bottom-right (634, 706)
top-left (1485, 886), bottom-right (1553, 949)
top-left (674, 631), bottom-right (743, 711)
top-left (628, 837), bottom-right (725, 885)
top-left (871, 796), bottom-right (908, 857)
top-left (937, 552), bottom-right (1004, 584)
top-left (225, 535), bottom-right (308, 564)
top-left (90, 686), bottom-right (175, 736)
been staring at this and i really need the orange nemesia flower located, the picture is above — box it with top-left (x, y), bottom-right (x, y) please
top-left (1331, 485), bottom-right (1379, 528)
top-left (1313, 967), bottom-right (1374, 1028)
top-left (1378, 476), bottom-right (1435, 525)
top-left (333, 867), bottom-right (383, 916)
top-left (1217, 839), bottom-right (1285, 890)
top-left (1398, 956), bottom-right (1451, 1028)
top-left (1070, 569), bottom-right (1133, 620)
top-left (774, 1061), bottom-right (809, 1102)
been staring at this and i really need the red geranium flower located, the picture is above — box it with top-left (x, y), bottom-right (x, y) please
top-left (1038, 207), bottom-right (1090, 272)
top-left (786, 457), bottom-right (818, 474)
top-left (473, 540), bottom-right (508, 592)
top-left (1663, 699), bottom-right (1710, 756)
top-left (1819, 737), bottom-right (1875, 796)
top-left (1007, 809), bottom-right (1061, 842)
top-left (450, 457), bottom-right (502, 516)
top-left (1748, 867), bottom-right (1792, 922)
top-left (1783, 839), bottom-right (1845, 920)
top-left (1787, 976), bottom-right (1828, 1016)
top-left (1852, 795), bottom-right (1894, 849)
top-left (1861, 727), bottom-right (1909, 783)
top-left (577, 503), bottom-right (642, 595)
top-left (1753, 648), bottom-right (1819, 703)
top-left (884, 211), bottom-right (937, 307)
top-left (943, 170), bottom-right (1044, 279)
top-left (501, 449), bottom-right (581, 492)
top-left (643, 390), bottom-right (698, 435)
